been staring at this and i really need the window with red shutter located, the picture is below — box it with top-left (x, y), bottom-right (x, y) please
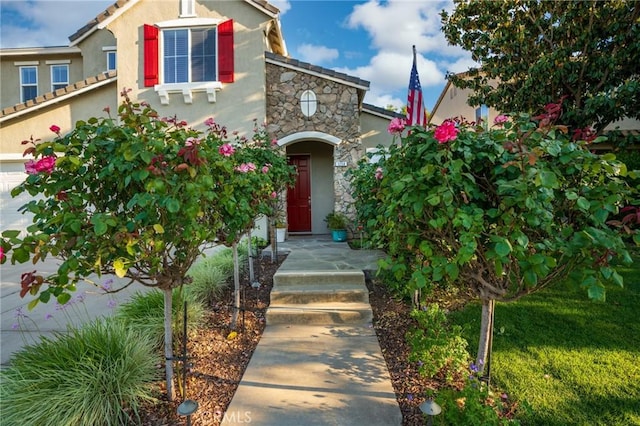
top-left (143, 24), bottom-right (159, 87)
top-left (217, 19), bottom-right (234, 83)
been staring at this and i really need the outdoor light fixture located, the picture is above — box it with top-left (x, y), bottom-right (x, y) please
top-left (419, 398), bottom-right (442, 426)
top-left (177, 399), bottom-right (199, 426)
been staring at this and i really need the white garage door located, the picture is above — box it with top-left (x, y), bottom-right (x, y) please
top-left (0, 163), bottom-right (33, 236)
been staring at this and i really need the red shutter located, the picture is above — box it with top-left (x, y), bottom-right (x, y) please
top-left (143, 24), bottom-right (159, 87)
top-left (218, 19), bottom-right (234, 83)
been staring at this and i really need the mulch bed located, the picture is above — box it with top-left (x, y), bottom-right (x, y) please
top-left (137, 253), bottom-right (440, 425)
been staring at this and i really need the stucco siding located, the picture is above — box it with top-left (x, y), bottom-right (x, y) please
top-left (0, 83), bottom-right (117, 157)
top-left (360, 111), bottom-right (394, 150)
top-left (77, 29), bottom-right (118, 78)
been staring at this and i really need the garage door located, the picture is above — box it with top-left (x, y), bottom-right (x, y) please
top-left (0, 164), bottom-right (33, 237)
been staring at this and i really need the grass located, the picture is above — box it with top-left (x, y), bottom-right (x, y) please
top-left (448, 248), bottom-right (640, 425)
top-left (0, 318), bottom-right (159, 426)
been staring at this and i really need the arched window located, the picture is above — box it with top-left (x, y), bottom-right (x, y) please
top-left (300, 90), bottom-right (317, 117)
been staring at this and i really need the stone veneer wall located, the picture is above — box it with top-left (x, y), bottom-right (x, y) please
top-left (265, 62), bottom-right (363, 217)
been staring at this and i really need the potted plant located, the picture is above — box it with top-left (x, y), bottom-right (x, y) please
top-left (274, 213), bottom-right (287, 243)
top-left (325, 211), bottom-right (349, 242)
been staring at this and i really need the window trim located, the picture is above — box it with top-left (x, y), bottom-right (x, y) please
top-left (20, 66), bottom-right (38, 103)
top-left (50, 64), bottom-right (69, 92)
top-left (160, 26), bottom-right (217, 85)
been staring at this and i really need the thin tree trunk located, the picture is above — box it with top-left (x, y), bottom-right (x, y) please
top-left (476, 297), bottom-right (495, 384)
top-left (231, 242), bottom-right (240, 329)
top-left (163, 288), bottom-right (175, 401)
top-left (248, 228), bottom-right (255, 283)
top-left (270, 218), bottom-right (277, 263)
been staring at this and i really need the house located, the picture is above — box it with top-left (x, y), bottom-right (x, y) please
top-left (0, 0), bottom-right (400, 239)
top-left (429, 75), bottom-right (640, 145)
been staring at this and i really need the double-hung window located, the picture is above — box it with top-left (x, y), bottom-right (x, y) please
top-left (20, 66), bottom-right (38, 102)
top-left (163, 28), bottom-right (217, 83)
top-left (51, 64), bottom-right (69, 91)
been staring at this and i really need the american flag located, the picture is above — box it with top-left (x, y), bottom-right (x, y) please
top-left (406, 45), bottom-right (427, 127)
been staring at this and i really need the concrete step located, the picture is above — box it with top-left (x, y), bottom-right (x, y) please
top-left (273, 270), bottom-right (364, 287)
top-left (270, 284), bottom-right (369, 304)
top-left (266, 302), bottom-right (372, 325)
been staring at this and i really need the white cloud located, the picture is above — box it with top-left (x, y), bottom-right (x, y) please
top-left (1, 0), bottom-right (113, 48)
top-left (296, 43), bottom-right (339, 64)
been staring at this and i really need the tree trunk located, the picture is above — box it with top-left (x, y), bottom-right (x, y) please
top-left (476, 297), bottom-right (495, 384)
top-left (247, 229), bottom-right (255, 283)
top-left (163, 288), bottom-right (175, 401)
top-left (270, 218), bottom-right (278, 263)
top-left (231, 242), bottom-right (240, 329)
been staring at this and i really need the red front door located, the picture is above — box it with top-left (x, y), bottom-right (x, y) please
top-left (287, 155), bottom-right (311, 232)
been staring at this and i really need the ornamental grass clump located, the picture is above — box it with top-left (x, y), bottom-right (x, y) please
top-left (0, 318), bottom-right (159, 426)
top-left (185, 248), bottom-right (243, 303)
top-left (115, 288), bottom-right (204, 349)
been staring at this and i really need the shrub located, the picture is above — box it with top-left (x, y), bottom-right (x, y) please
top-left (0, 318), bottom-right (159, 425)
top-left (407, 304), bottom-right (470, 384)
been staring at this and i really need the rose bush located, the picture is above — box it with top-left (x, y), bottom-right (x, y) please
top-left (350, 101), bottom-right (639, 371)
top-left (0, 89), bottom-right (294, 398)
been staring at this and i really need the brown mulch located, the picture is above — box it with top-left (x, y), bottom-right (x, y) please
top-left (137, 252), bottom-right (438, 426)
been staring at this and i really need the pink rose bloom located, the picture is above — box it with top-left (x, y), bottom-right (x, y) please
top-left (35, 156), bottom-right (56, 174)
top-left (236, 163), bottom-right (250, 173)
top-left (387, 117), bottom-right (406, 134)
top-left (270, 191), bottom-right (277, 199)
top-left (493, 114), bottom-right (508, 126)
top-left (25, 159), bottom-right (38, 174)
top-left (219, 143), bottom-right (235, 157)
top-left (185, 137), bottom-right (201, 147)
top-left (375, 167), bottom-right (384, 180)
top-left (271, 138), bottom-right (278, 146)
top-left (0, 246), bottom-right (5, 262)
top-left (204, 117), bottom-right (215, 127)
top-left (50, 125), bottom-right (61, 134)
top-left (434, 121), bottom-right (459, 144)
top-left (262, 165), bottom-right (270, 174)
top-left (246, 162), bottom-right (256, 171)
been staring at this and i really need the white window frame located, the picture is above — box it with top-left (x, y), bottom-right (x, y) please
top-left (50, 64), bottom-right (69, 92)
top-left (300, 90), bottom-right (317, 117)
top-left (19, 66), bottom-right (38, 103)
top-left (103, 46), bottom-right (117, 72)
top-left (153, 18), bottom-right (222, 105)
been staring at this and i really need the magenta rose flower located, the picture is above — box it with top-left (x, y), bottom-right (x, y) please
top-left (434, 121), bottom-right (459, 144)
top-left (387, 117), bottom-right (406, 134)
top-left (375, 167), bottom-right (384, 180)
top-left (25, 159), bottom-right (38, 174)
top-left (35, 156), bottom-right (56, 174)
top-left (218, 143), bottom-right (235, 157)
top-left (493, 114), bottom-right (508, 126)
top-left (0, 246), bottom-right (5, 262)
top-left (49, 124), bottom-right (61, 134)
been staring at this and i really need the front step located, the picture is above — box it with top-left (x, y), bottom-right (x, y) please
top-left (270, 284), bottom-right (369, 304)
top-left (267, 268), bottom-right (372, 325)
top-left (266, 302), bottom-right (372, 325)
top-left (273, 270), bottom-right (365, 287)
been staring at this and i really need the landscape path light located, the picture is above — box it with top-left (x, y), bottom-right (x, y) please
top-left (419, 398), bottom-right (442, 426)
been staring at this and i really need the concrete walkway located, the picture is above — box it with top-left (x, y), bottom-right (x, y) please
top-left (224, 236), bottom-right (402, 425)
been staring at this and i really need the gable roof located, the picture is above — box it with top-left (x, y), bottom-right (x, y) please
top-left (362, 103), bottom-right (403, 119)
top-left (265, 52), bottom-right (370, 91)
top-left (0, 71), bottom-right (117, 123)
top-left (68, 0), bottom-right (281, 46)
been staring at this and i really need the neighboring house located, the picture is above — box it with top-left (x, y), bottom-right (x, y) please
top-left (0, 0), bottom-right (399, 238)
top-left (429, 76), bottom-right (640, 144)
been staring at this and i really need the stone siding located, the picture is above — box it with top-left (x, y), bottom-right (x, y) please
top-left (265, 61), bottom-right (363, 216)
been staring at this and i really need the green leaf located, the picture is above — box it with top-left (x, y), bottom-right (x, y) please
top-left (539, 171), bottom-right (559, 188)
top-left (93, 221), bottom-right (108, 236)
top-left (56, 293), bottom-right (71, 305)
top-left (13, 247), bottom-right (31, 263)
top-left (2, 230), bottom-right (21, 238)
top-left (576, 197), bottom-right (590, 210)
top-left (27, 298), bottom-right (39, 310)
top-left (166, 198), bottom-right (180, 213)
top-left (495, 241), bottom-right (512, 257)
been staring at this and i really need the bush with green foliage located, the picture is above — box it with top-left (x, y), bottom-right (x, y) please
top-left (0, 318), bottom-right (159, 426)
top-left (351, 102), bottom-right (639, 370)
top-left (407, 304), bottom-right (469, 383)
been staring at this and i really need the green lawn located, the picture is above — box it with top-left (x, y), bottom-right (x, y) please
top-left (449, 248), bottom-right (640, 425)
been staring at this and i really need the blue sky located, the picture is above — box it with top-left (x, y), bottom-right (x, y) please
top-left (0, 0), bottom-right (475, 111)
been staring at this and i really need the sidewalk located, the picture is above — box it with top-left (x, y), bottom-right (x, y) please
top-left (224, 236), bottom-right (402, 425)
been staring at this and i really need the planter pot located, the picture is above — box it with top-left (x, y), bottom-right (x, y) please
top-left (276, 227), bottom-right (286, 243)
top-left (331, 229), bottom-right (347, 242)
